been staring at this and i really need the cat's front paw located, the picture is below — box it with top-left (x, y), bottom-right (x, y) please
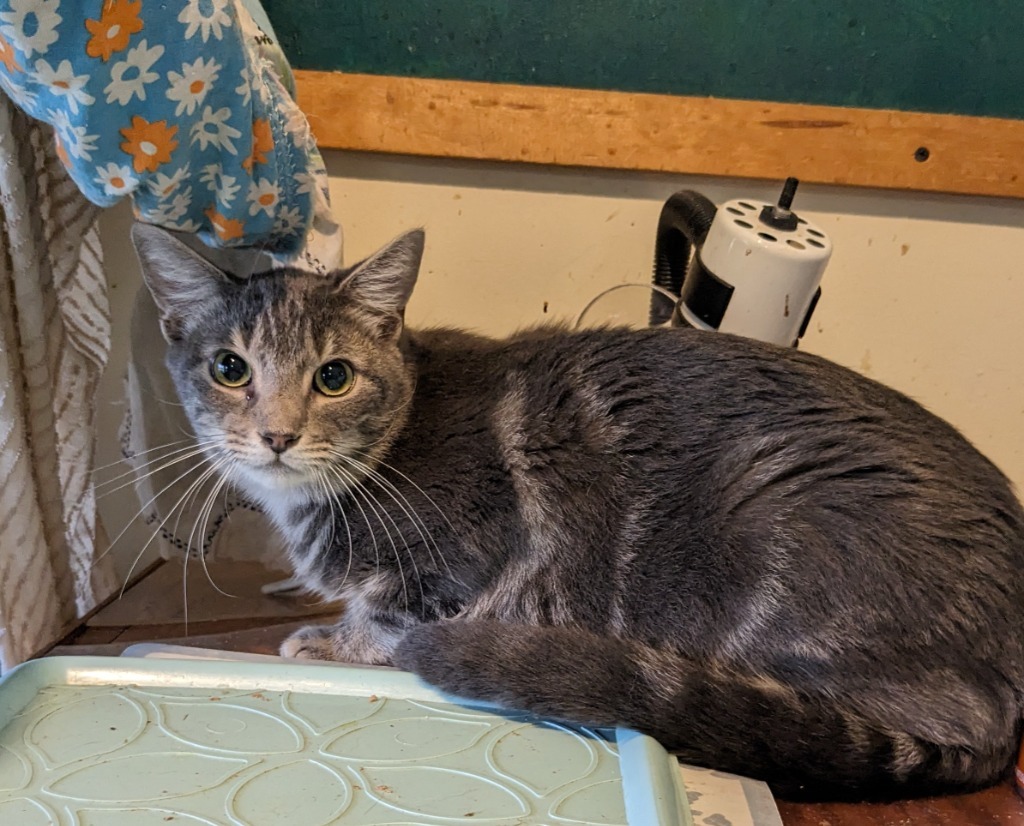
top-left (280, 624), bottom-right (337, 661)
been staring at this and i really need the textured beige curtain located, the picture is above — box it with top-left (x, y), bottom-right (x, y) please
top-left (0, 99), bottom-right (117, 669)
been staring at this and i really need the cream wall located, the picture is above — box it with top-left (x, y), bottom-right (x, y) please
top-left (96, 150), bottom-right (1024, 576)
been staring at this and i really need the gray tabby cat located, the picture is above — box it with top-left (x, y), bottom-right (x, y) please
top-left (133, 223), bottom-right (1024, 800)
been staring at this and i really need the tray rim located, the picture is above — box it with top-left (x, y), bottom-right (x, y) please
top-left (0, 656), bottom-right (692, 825)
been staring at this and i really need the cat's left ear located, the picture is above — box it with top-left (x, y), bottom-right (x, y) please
top-left (334, 229), bottom-right (424, 338)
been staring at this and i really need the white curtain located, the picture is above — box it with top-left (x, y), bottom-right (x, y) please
top-left (0, 98), bottom-right (117, 669)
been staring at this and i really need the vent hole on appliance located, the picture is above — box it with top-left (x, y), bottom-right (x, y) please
top-left (738, 201), bottom-right (756, 210)
top-left (758, 232), bottom-right (777, 242)
top-left (806, 239), bottom-right (824, 248)
top-left (787, 239), bottom-right (806, 250)
top-left (726, 206), bottom-right (744, 215)
top-left (734, 219), bottom-right (754, 229)
top-left (807, 228), bottom-right (824, 238)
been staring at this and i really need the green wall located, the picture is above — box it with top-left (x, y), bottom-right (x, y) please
top-left (263, 1), bottom-right (1024, 120)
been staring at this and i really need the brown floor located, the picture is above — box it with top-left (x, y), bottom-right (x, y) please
top-left (47, 559), bottom-right (1024, 826)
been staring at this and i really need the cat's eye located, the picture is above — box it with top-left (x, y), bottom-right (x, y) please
top-left (211, 350), bottom-right (252, 388)
top-left (314, 360), bottom-right (355, 396)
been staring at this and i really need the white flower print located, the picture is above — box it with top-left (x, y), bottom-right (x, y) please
top-left (234, 64), bottom-right (251, 106)
top-left (199, 163), bottom-right (220, 190)
top-left (273, 205), bottom-right (303, 237)
top-left (165, 56), bottom-right (221, 117)
top-left (148, 186), bottom-right (193, 223)
top-left (67, 128), bottom-right (98, 161)
top-left (94, 163), bottom-right (137, 197)
top-left (33, 58), bottom-right (94, 115)
top-left (0, 74), bottom-right (35, 108)
top-left (292, 171), bottom-right (318, 196)
top-left (169, 187), bottom-right (193, 219)
top-left (166, 218), bottom-right (202, 233)
top-left (60, 129), bottom-right (98, 162)
top-left (199, 163), bottom-right (240, 205)
top-left (141, 203), bottom-right (174, 224)
top-left (191, 105), bottom-right (241, 154)
top-left (47, 106), bottom-right (70, 138)
top-left (0, 0), bottom-right (60, 58)
top-left (178, 0), bottom-right (230, 43)
top-left (216, 176), bottom-right (240, 205)
top-left (247, 178), bottom-right (279, 217)
top-left (148, 163), bottom-right (190, 199)
top-left (104, 40), bottom-right (164, 105)
top-left (46, 107), bottom-right (97, 161)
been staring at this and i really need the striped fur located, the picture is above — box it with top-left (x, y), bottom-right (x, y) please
top-left (136, 226), bottom-right (1024, 800)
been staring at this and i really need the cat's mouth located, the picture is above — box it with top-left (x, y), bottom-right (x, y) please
top-left (259, 456), bottom-right (304, 475)
top-left (235, 456), bottom-right (315, 495)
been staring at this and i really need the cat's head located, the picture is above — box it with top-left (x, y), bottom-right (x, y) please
top-left (132, 223), bottom-right (423, 506)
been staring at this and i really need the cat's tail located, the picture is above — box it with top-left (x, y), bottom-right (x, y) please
top-left (393, 620), bottom-right (1020, 800)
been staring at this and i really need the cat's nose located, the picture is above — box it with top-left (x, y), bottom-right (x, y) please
top-left (261, 431), bottom-right (300, 454)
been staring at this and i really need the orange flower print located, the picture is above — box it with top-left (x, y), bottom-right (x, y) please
top-left (0, 33), bottom-right (20, 73)
top-left (54, 135), bottom-right (70, 168)
top-left (242, 118), bottom-right (273, 172)
top-left (85, 0), bottom-right (144, 62)
top-left (205, 206), bottom-right (245, 242)
top-left (120, 116), bottom-right (178, 173)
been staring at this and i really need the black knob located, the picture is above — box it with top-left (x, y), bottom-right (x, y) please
top-left (759, 177), bottom-right (800, 232)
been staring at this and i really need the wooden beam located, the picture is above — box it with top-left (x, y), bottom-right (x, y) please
top-left (294, 70), bottom-right (1024, 200)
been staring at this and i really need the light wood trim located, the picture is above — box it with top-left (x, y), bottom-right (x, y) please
top-left (295, 70), bottom-right (1024, 200)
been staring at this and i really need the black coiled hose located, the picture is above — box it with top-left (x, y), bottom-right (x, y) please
top-left (649, 190), bottom-right (718, 325)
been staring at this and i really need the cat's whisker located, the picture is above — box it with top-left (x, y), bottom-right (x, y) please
top-left (169, 451), bottom-right (225, 558)
top-left (333, 451), bottom-right (448, 582)
top-left (94, 439), bottom-right (213, 489)
top-left (94, 440), bottom-right (221, 499)
top-left (331, 464), bottom-right (407, 601)
top-left (309, 468), bottom-right (337, 567)
top-left (322, 465), bottom-right (382, 581)
top-left (182, 537), bottom-right (191, 633)
top-left (193, 468), bottom-right (239, 599)
top-left (97, 453), bottom-right (219, 564)
top-left (94, 451), bottom-right (215, 506)
top-left (91, 437), bottom-right (196, 475)
top-left (328, 464), bottom-right (414, 611)
top-left (311, 469), bottom-right (344, 592)
top-left (337, 466), bottom-right (426, 613)
top-left (352, 448), bottom-right (457, 534)
top-left (176, 456), bottom-right (236, 631)
top-left (348, 449), bottom-right (463, 586)
top-left (117, 457), bottom-right (229, 599)
top-left (138, 386), bottom-right (187, 408)
top-left (314, 466), bottom-right (355, 595)
top-left (310, 470), bottom-right (331, 538)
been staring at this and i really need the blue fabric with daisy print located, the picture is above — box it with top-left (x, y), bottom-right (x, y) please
top-left (0, 0), bottom-right (334, 258)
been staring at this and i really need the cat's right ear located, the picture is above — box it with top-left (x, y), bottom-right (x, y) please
top-left (132, 222), bottom-right (231, 342)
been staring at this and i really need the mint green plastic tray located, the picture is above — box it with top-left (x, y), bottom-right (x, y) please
top-left (0, 656), bottom-right (691, 825)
